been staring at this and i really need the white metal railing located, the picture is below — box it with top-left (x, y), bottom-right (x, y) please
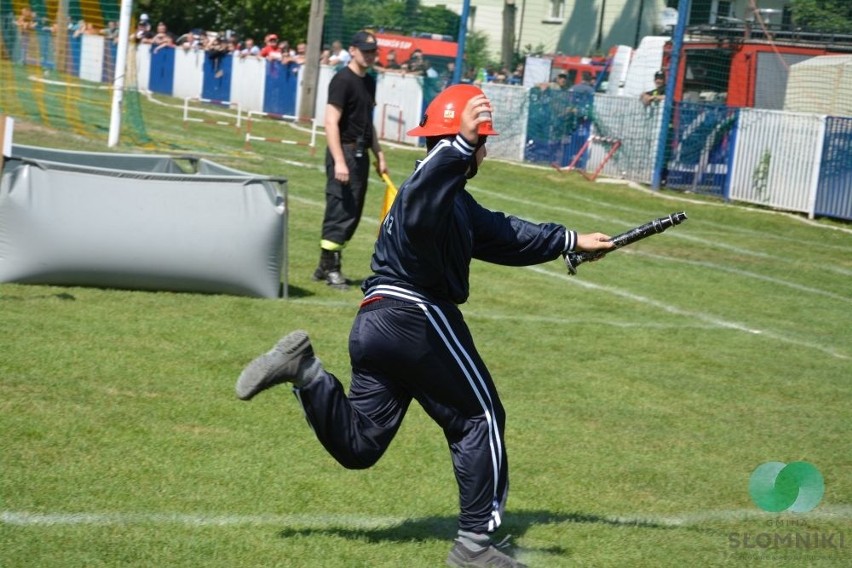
top-left (728, 109), bottom-right (825, 216)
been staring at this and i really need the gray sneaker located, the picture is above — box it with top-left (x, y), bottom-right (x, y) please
top-left (446, 538), bottom-right (527, 567)
top-left (325, 269), bottom-right (349, 290)
top-left (235, 330), bottom-right (314, 400)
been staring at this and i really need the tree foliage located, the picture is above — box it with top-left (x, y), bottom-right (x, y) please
top-left (136, 0), bottom-right (460, 46)
top-left (342, 0), bottom-right (459, 38)
top-left (463, 30), bottom-right (491, 77)
top-left (789, 0), bottom-right (852, 33)
top-left (136, 0), bottom-right (312, 44)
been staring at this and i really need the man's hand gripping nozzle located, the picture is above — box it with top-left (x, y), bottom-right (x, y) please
top-left (564, 212), bottom-right (688, 275)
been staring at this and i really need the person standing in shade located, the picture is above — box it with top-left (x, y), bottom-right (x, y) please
top-left (641, 69), bottom-right (666, 106)
top-left (313, 30), bottom-right (388, 289)
top-left (568, 71), bottom-right (596, 97)
top-left (327, 39), bottom-right (351, 68)
top-left (641, 69), bottom-right (671, 184)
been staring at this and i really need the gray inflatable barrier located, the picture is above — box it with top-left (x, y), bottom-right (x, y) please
top-left (0, 145), bottom-right (287, 298)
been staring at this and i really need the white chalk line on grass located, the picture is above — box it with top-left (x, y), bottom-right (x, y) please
top-left (672, 232), bottom-right (852, 279)
top-left (288, 194), bottom-right (325, 209)
top-left (270, 154), bottom-right (852, 243)
top-left (576, 179), bottom-right (852, 240)
top-left (291, 298), bottom-right (726, 330)
top-left (274, 150), bottom-right (851, 261)
top-left (28, 75), bottom-right (111, 90)
top-left (594, 178), bottom-right (852, 237)
top-left (295, 179), bottom-right (848, 279)
top-left (291, 296), bottom-right (846, 355)
top-left (129, 103), bottom-right (850, 247)
top-left (257, 155), bottom-right (849, 274)
top-left (462, 312), bottom-right (722, 330)
top-left (373, 180), bottom-right (840, 281)
top-left (528, 265), bottom-right (849, 360)
top-left (641, 505), bottom-right (852, 527)
top-left (628, 250), bottom-right (852, 305)
top-left (5, 506), bottom-right (850, 529)
top-left (290, 248), bottom-right (847, 341)
top-left (469, 186), bottom-right (851, 276)
top-left (280, 165), bottom-right (848, 352)
top-left (0, 510), bottom-right (401, 529)
top-left (527, 266), bottom-right (762, 335)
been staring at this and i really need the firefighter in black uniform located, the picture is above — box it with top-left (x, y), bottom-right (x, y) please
top-left (314, 30), bottom-right (388, 289)
top-left (641, 69), bottom-right (666, 106)
top-left (236, 85), bottom-right (614, 567)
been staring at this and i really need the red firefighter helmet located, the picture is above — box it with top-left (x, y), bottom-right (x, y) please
top-left (407, 84), bottom-right (499, 137)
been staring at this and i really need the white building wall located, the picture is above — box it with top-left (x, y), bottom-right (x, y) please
top-left (417, 1), bottom-right (794, 62)
top-left (729, 0), bottom-right (789, 24)
top-left (418, 0), bottom-right (668, 61)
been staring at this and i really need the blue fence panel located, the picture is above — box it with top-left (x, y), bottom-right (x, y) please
top-left (666, 102), bottom-right (738, 197)
top-left (148, 46), bottom-right (175, 95)
top-left (201, 52), bottom-right (233, 103)
top-left (67, 35), bottom-right (81, 76)
top-left (814, 117), bottom-right (852, 221)
top-left (263, 61), bottom-right (300, 116)
top-left (36, 27), bottom-right (54, 69)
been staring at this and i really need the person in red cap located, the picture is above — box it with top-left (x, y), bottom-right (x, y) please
top-left (259, 33), bottom-right (280, 59)
top-left (312, 30), bottom-right (388, 289)
top-left (235, 85), bottom-right (613, 567)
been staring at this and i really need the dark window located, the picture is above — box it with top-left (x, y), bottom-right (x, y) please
top-left (689, 0), bottom-right (713, 25)
top-left (681, 48), bottom-right (732, 104)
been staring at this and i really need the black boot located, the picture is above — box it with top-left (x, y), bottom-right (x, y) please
top-left (312, 249), bottom-right (348, 290)
top-left (312, 250), bottom-right (329, 281)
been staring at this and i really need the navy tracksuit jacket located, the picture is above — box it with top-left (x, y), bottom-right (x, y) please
top-left (296, 134), bottom-right (576, 533)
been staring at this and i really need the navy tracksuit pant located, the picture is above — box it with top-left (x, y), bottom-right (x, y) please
top-left (294, 285), bottom-right (509, 533)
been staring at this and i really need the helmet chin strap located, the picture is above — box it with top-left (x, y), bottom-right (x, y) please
top-left (465, 157), bottom-right (479, 179)
top-left (465, 137), bottom-right (487, 179)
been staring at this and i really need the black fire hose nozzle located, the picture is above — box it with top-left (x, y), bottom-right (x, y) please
top-left (564, 211), bottom-right (688, 275)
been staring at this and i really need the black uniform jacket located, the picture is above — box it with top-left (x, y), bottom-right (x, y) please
top-left (364, 135), bottom-right (575, 304)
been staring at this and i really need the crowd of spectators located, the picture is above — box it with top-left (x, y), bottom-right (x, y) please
top-left (129, 14), bottom-right (529, 87)
top-left (132, 16), bottom-right (309, 68)
top-left (14, 6), bottom-right (119, 44)
top-left (14, 8), bottom-right (536, 90)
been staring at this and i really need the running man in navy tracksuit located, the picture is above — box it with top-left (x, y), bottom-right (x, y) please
top-left (236, 85), bottom-right (614, 567)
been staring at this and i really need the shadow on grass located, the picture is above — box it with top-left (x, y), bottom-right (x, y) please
top-left (284, 278), bottom-right (366, 297)
top-left (282, 285), bottom-right (314, 299)
top-left (0, 292), bottom-right (76, 301)
top-left (277, 509), bottom-right (673, 553)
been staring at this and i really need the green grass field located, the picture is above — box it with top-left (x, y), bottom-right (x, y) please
top-left (1, 92), bottom-right (850, 567)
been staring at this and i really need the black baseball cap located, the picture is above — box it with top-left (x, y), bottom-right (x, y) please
top-left (351, 30), bottom-right (378, 51)
top-left (654, 70), bottom-right (666, 79)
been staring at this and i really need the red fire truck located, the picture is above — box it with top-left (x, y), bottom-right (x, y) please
top-left (549, 55), bottom-right (608, 86)
top-left (667, 26), bottom-right (852, 108)
top-left (374, 32), bottom-right (458, 71)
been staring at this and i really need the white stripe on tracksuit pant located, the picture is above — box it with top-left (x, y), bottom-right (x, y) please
top-left (294, 287), bottom-right (508, 533)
